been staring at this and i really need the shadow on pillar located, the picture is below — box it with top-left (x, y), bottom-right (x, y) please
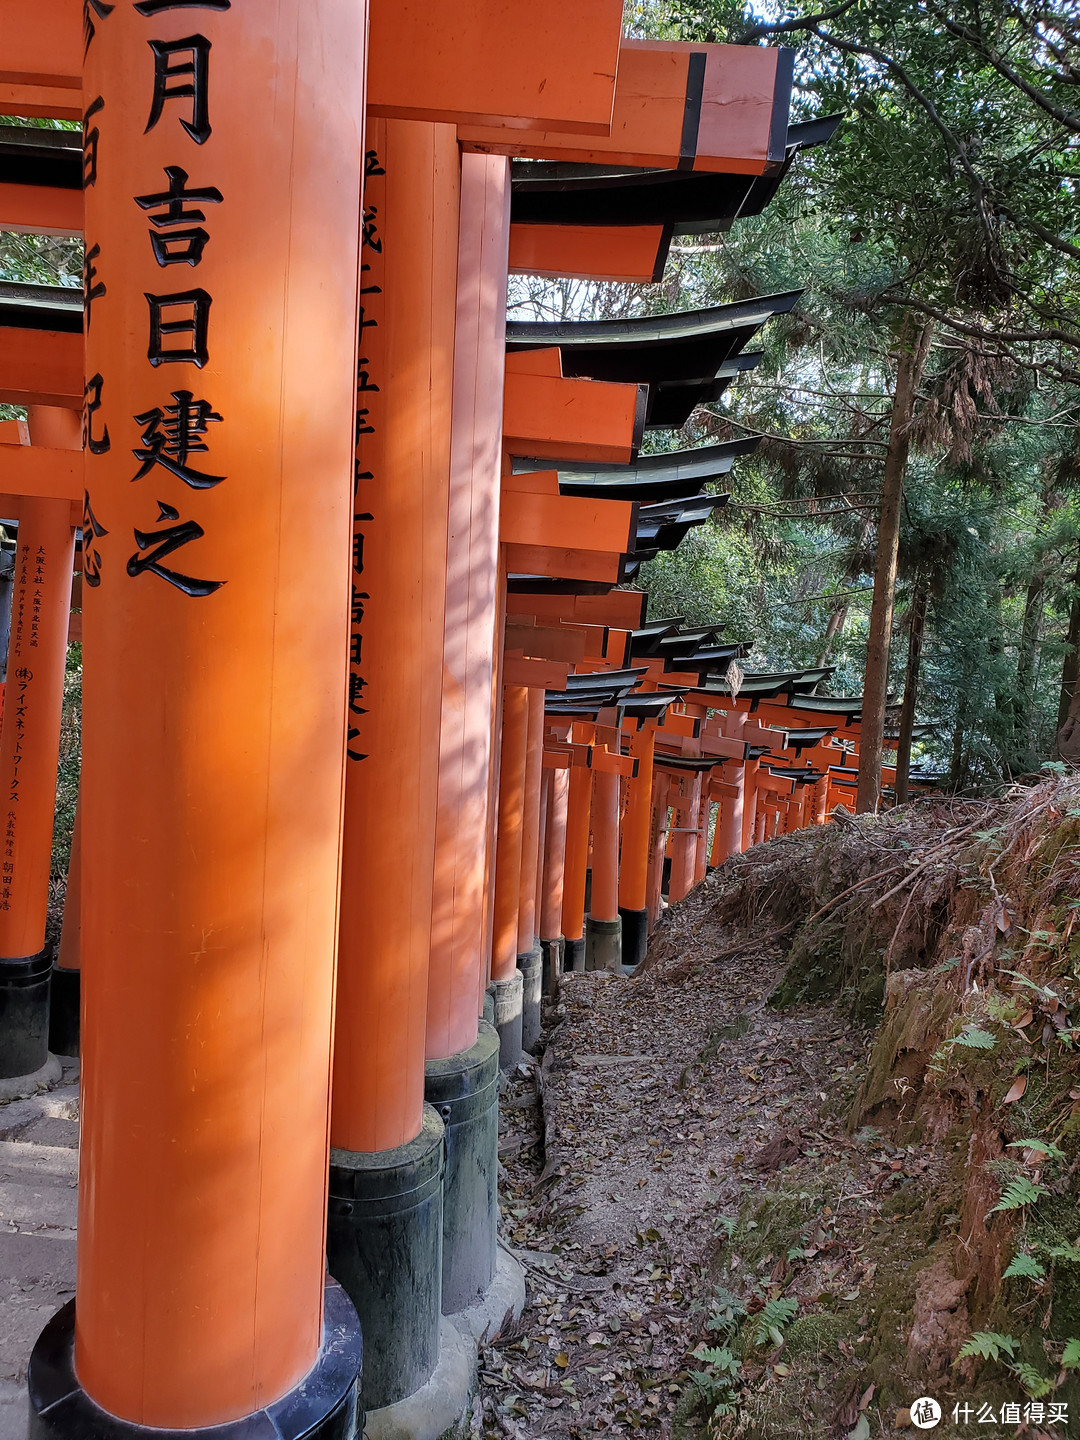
top-left (327, 1107), bottom-right (444, 1414)
top-left (424, 1022), bottom-right (499, 1315)
top-left (48, 965), bottom-right (79, 1057)
top-left (563, 937), bottom-right (586, 972)
top-left (584, 916), bottom-right (622, 973)
top-left (28, 1279), bottom-right (363, 1440)
top-left (516, 943), bottom-right (542, 1051)
top-left (617, 907), bottom-right (648, 971)
top-left (661, 856), bottom-right (671, 900)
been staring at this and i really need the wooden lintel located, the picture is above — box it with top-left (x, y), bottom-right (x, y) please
top-left (505, 590), bottom-right (647, 630)
top-left (509, 223), bottom-right (668, 284)
top-left (0, 327), bottom-right (82, 408)
top-left (541, 751), bottom-right (572, 770)
top-left (503, 541), bottom-right (622, 584)
top-left (502, 654), bottom-right (571, 690)
top-left (500, 486), bottom-right (635, 555)
top-left (0, 442), bottom-right (82, 503)
top-left (502, 369), bottom-right (644, 464)
top-left (504, 619), bottom-right (589, 664)
top-left (589, 746), bottom-right (637, 778)
top-left (0, 183), bottom-right (82, 237)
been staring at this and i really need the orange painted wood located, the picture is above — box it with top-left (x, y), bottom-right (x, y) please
top-left (0, 82), bottom-right (81, 119)
top-left (503, 541), bottom-right (623, 583)
top-left (1, 1), bottom-right (82, 88)
top-left (334, 119), bottom-right (459, 1156)
top-left (589, 768), bottom-right (621, 923)
top-left (505, 619), bottom-right (588, 663)
top-left (500, 486), bottom-right (636, 553)
top-left (646, 773), bottom-right (670, 928)
top-left (590, 746), bottom-right (637, 778)
top-left (367, 0), bottom-right (622, 132)
top-left (0, 327), bottom-right (81, 408)
top-left (618, 726), bottom-right (655, 912)
top-left (505, 349), bottom-right (563, 380)
top-left (75, 3), bottom-right (367, 1423)
top-left (480, 564), bottom-right (508, 999)
top-left (516, 688), bottom-right (545, 952)
top-left (428, 153), bottom-right (511, 1062)
top-left (502, 654), bottom-right (570, 689)
top-left (509, 223), bottom-right (668, 284)
top-left (0, 183), bottom-right (82, 237)
top-left (505, 590), bottom-right (647, 629)
top-left (461, 41), bottom-right (782, 174)
top-left (0, 443), bottom-right (81, 501)
top-left (502, 467), bottom-right (560, 496)
top-left (540, 763), bottom-right (569, 942)
top-left (0, 411), bottom-right (75, 961)
top-left (561, 746), bottom-right (593, 944)
top-left (503, 369), bottom-right (644, 463)
top-left (667, 771), bottom-right (702, 903)
top-left (492, 684), bottom-right (529, 979)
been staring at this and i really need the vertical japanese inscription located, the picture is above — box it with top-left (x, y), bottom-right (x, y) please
top-left (85, 2), bottom-right (230, 598)
top-left (348, 148), bottom-right (386, 763)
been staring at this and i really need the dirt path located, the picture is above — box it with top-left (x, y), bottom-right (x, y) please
top-left (475, 886), bottom-right (899, 1439)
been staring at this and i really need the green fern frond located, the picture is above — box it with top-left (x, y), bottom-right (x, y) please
top-left (958, 1331), bottom-right (1019, 1362)
top-left (1007, 1138), bottom-right (1066, 1161)
top-left (988, 1176), bottom-right (1046, 1215)
top-left (1003, 1252), bottom-right (1046, 1280)
top-left (1011, 1361), bottom-right (1053, 1398)
top-left (1061, 1338), bottom-right (1080, 1368)
top-left (953, 1025), bottom-right (996, 1049)
top-left (752, 1297), bottom-right (799, 1348)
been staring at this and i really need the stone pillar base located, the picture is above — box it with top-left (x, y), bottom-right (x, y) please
top-left (424, 1023), bottom-right (499, 1316)
top-left (563, 936), bottom-right (586, 973)
top-left (0, 951), bottom-right (52, 1082)
top-left (481, 983), bottom-right (495, 1026)
top-left (29, 1281), bottom-right (362, 1440)
top-left (491, 970), bottom-right (523, 1070)
top-left (585, 916), bottom-right (622, 973)
top-left (48, 964), bottom-right (79, 1057)
top-left (618, 907), bottom-right (648, 971)
top-left (539, 937), bottom-right (564, 995)
top-left (327, 1107), bottom-right (444, 1412)
top-left (516, 942), bottom-right (542, 1052)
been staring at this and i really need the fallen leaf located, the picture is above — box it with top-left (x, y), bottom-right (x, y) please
top-left (858, 1383), bottom-right (875, 1412)
top-left (848, 1416), bottom-right (871, 1440)
top-left (1014, 1008), bottom-right (1034, 1030)
top-left (773, 1363), bottom-right (791, 1377)
top-left (554, 1354), bottom-right (569, 1368)
top-left (895, 1410), bottom-right (912, 1429)
top-left (1003, 1075), bottom-right (1027, 1104)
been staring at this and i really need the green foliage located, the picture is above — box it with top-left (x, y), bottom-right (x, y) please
top-left (953, 1025), bottom-right (997, 1049)
top-left (752, 1296), bottom-right (800, 1348)
top-left (1012, 1360), bottom-right (1054, 1398)
top-left (1003, 1252), bottom-right (1046, 1280)
top-left (1061, 1338), bottom-right (1080, 1368)
top-left (957, 1331), bottom-right (1019, 1362)
top-left (1008, 1138), bottom-right (1066, 1161)
top-left (988, 1176), bottom-right (1047, 1215)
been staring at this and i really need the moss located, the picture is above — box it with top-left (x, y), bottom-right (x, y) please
top-left (782, 1312), bottom-right (855, 1358)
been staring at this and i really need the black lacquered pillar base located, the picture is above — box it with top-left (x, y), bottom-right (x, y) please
top-left (618, 908), bottom-right (648, 970)
top-left (492, 970), bottom-right (523, 1070)
top-left (424, 1021), bottom-right (499, 1315)
top-left (585, 916), bottom-right (622, 973)
top-left (28, 1280), bottom-right (363, 1440)
top-left (516, 942), bottom-right (542, 1051)
top-left (540, 937), bottom-right (563, 995)
top-left (48, 965), bottom-right (80, 1057)
top-left (0, 950), bottom-right (52, 1080)
top-left (327, 1106), bottom-right (444, 1412)
top-left (564, 936), bottom-right (586, 973)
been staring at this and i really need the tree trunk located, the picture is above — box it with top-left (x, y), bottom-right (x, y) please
top-left (949, 693), bottom-right (968, 791)
top-left (1055, 543), bottom-right (1080, 745)
top-left (1008, 566), bottom-right (1046, 772)
top-left (817, 601), bottom-right (848, 668)
top-left (856, 317), bottom-right (933, 813)
top-left (894, 583), bottom-right (928, 804)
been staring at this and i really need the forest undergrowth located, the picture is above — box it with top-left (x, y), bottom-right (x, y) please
top-left (478, 776), bottom-right (1080, 1439)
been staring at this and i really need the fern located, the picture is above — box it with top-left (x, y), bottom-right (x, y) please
top-left (1003, 1252), bottom-right (1046, 1280)
top-left (1061, 1338), bottom-right (1080, 1368)
top-left (752, 1296), bottom-right (799, 1348)
top-left (1007, 1138), bottom-right (1066, 1161)
top-left (958, 1331), bottom-right (1019, 1362)
top-left (695, 1347), bottom-right (740, 1376)
top-left (1011, 1361), bottom-right (1053, 1398)
top-left (1047, 1241), bottom-right (1080, 1264)
top-left (988, 1176), bottom-right (1046, 1215)
top-left (954, 1025), bottom-right (996, 1049)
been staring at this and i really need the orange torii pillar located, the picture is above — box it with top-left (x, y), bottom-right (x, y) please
top-left (742, 755), bottom-right (763, 850)
top-left (618, 724), bottom-right (655, 967)
top-left (694, 789), bottom-right (712, 886)
top-left (812, 773), bottom-right (830, 824)
top-left (516, 687), bottom-right (545, 1049)
top-left (669, 771), bottom-right (703, 903)
top-left (0, 407), bottom-right (76, 1085)
top-left (540, 757), bottom-right (570, 988)
top-left (30, 8), bottom-right (367, 1440)
top-left (328, 119), bottom-right (458, 1414)
top-left (424, 152), bottom-right (509, 1320)
top-left (646, 771), bottom-right (671, 928)
top-left (561, 751), bottom-right (593, 972)
top-left (491, 683), bottom-right (529, 1065)
top-left (585, 759), bottom-right (622, 972)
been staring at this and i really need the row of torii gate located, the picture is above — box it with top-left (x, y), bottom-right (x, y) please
top-left (0, 5), bottom-right (922, 1439)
